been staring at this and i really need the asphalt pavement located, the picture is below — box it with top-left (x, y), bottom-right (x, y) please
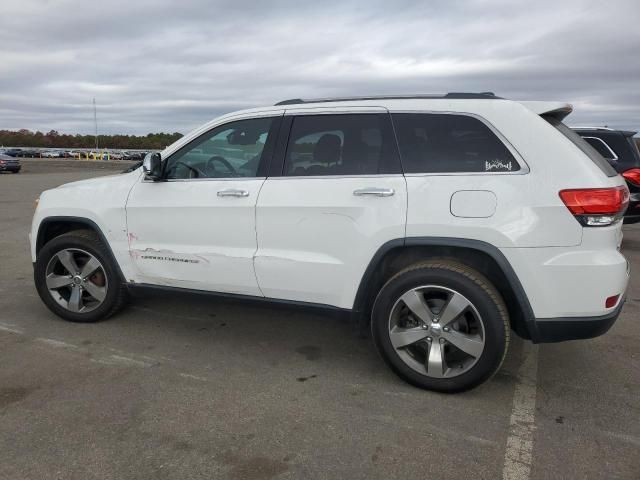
top-left (0, 160), bottom-right (638, 479)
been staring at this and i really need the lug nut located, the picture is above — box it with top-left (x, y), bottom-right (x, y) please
top-left (426, 337), bottom-right (432, 342)
top-left (439, 338), bottom-right (445, 344)
top-left (443, 327), bottom-right (450, 332)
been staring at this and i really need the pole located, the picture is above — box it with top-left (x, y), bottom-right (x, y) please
top-left (93, 97), bottom-right (98, 150)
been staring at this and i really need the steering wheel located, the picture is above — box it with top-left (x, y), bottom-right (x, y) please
top-left (206, 155), bottom-right (237, 176)
top-left (174, 160), bottom-right (207, 178)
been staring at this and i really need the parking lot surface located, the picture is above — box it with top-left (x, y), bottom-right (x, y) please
top-left (1, 162), bottom-right (638, 479)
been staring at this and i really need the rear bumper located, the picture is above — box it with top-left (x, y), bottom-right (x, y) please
top-left (530, 297), bottom-right (625, 343)
top-left (500, 233), bottom-right (629, 342)
top-left (0, 165), bottom-right (21, 172)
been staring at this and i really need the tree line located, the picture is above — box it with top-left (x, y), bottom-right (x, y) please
top-left (0, 129), bottom-right (183, 150)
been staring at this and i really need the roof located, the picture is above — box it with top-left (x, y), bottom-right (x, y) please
top-left (273, 94), bottom-right (574, 121)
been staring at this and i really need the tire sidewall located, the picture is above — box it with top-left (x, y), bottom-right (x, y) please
top-left (34, 233), bottom-right (122, 322)
top-left (371, 265), bottom-right (508, 393)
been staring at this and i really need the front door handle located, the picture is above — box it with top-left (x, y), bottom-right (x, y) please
top-left (353, 187), bottom-right (395, 197)
top-left (217, 189), bottom-right (249, 198)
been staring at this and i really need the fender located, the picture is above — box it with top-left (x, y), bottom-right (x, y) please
top-left (352, 236), bottom-right (539, 342)
top-left (35, 216), bottom-right (127, 282)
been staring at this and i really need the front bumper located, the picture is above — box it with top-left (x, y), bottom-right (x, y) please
top-left (530, 297), bottom-right (626, 343)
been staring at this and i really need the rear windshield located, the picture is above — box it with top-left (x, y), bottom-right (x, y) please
top-left (545, 116), bottom-right (617, 177)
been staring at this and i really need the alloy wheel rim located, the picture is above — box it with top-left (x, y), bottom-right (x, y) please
top-left (45, 248), bottom-right (108, 313)
top-left (388, 285), bottom-right (485, 379)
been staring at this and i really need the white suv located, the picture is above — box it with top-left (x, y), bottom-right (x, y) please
top-left (30, 93), bottom-right (630, 392)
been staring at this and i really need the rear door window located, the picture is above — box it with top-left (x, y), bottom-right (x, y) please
top-left (283, 114), bottom-right (400, 176)
top-left (392, 113), bottom-right (519, 173)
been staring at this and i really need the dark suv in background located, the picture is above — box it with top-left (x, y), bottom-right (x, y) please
top-left (574, 127), bottom-right (640, 224)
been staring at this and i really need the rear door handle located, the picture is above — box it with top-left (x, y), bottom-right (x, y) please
top-left (217, 189), bottom-right (249, 197)
top-left (353, 187), bottom-right (395, 197)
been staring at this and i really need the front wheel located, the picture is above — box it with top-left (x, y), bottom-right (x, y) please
top-left (371, 259), bottom-right (509, 393)
top-left (34, 230), bottom-right (128, 322)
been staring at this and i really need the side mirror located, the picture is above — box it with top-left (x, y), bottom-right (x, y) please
top-left (142, 152), bottom-right (162, 180)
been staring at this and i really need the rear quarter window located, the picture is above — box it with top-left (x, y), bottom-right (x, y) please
top-left (392, 113), bottom-right (520, 174)
top-left (546, 118), bottom-right (617, 177)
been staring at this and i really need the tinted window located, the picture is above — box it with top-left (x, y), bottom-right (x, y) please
top-left (284, 114), bottom-right (399, 176)
top-left (165, 117), bottom-right (274, 179)
top-left (546, 118), bottom-right (617, 177)
top-left (393, 113), bottom-right (519, 173)
top-left (582, 137), bottom-right (617, 160)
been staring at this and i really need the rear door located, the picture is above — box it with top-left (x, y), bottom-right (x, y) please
top-left (254, 108), bottom-right (407, 309)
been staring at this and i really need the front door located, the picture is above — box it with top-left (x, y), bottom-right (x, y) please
top-left (126, 115), bottom-right (281, 295)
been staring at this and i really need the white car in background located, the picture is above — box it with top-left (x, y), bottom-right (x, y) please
top-left (41, 150), bottom-right (62, 158)
top-left (29, 93), bottom-right (630, 392)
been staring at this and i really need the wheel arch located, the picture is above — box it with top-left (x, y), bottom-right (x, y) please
top-left (35, 216), bottom-right (126, 282)
top-left (353, 237), bottom-right (538, 341)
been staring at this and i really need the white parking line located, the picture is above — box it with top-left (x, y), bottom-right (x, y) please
top-left (100, 354), bottom-right (153, 368)
top-left (0, 323), bottom-right (24, 335)
top-left (502, 342), bottom-right (539, 480)
top-left (36, 337), bottom-right (82, 351)
top-left (179, 372), bottom-right (208, 382)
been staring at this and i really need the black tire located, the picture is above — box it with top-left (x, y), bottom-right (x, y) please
top-left (371, 259), bottom-right (509, 393)
top-left (34, 229), bottom-right (128, 322)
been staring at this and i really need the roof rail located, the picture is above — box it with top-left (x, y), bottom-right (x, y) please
top-left (572, 126), bottom-right (615, 131)
top-left (274, 92), bottom-right (501, 106)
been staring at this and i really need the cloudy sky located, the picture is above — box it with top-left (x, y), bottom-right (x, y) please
top-left (1, 0), bottom-right (638, 135)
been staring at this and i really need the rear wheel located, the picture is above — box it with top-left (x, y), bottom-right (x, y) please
top-left (371, 259), bottom-right (509, 393)
top-left (34, 230), bottom-right (128, 322)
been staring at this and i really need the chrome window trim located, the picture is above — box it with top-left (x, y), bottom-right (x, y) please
top-left (581, 136), bottom-right (619, 161)
top-left (265, 174), bottom-right (405, 181)
top-left (388, 109), bottom-right (530, 175)
top-left (142, 177), bottom-right (266, 184)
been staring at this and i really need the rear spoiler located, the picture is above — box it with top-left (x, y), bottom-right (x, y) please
top-left (519, 101), bottom-right (573, 121)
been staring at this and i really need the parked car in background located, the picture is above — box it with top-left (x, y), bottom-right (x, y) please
top-left (18, 149), bottom-right (40, 158)
top-left (128, 151), bottom-right (147, 160)
top-left (2, 148), bottom-right (22, 157)
top-left (574, 127), bottom-right (640, 224)
top-left (41, 150), bottom-right (62, 158)
top-left (31, 93), bottom-right (629, 393)
top-left (0, 154), bottom-right (21, 173)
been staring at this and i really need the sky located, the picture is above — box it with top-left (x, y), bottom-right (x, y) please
top-left (1, 0), bottom-right (639, 135)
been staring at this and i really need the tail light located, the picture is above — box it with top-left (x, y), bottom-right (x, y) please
top-left (559, 186), bottom-right (629, 226)
top-left (622, 168), bottom-right (640, 186)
